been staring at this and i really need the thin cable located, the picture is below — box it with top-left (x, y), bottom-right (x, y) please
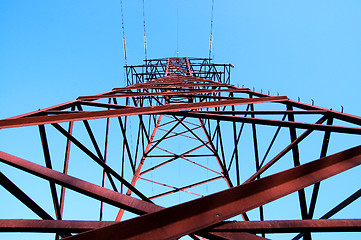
top-left (176, 5), bottom-right (179, 57)
top-left (142, 0), bottom-right (147, 60)
top-left (209, 0), bottom-right (215, 60)
top-left (120, 0), bottom-right (127, 65)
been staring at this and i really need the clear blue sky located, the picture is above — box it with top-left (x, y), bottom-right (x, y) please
top-left (1, 0), bottom-right (361, 119)
top-left (1, 1), bottom-right (361, 240)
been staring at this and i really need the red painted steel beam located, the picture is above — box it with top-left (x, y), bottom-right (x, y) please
top-left (1, 218), bottom-right (360, 234)
top-left (38, 125), bottom-right (62, 220)
top-left (0, 219), bottom-right (115, 233)
top-left (286, 100), bottom-right (361, 126)
top-left (2, 100), bottom-right (78, 120)
top-left (65, 144), bottom-right (361, 240)
top-left (243, 116), bottom-right (327, 184)
top-left (121, 83), bottom-right (227, 90)
top-left (0, 96), bottom-right (287, 129)
top-left (208, 232), bottom-right (270, 240)
top-left (117, 76), bottom-right (215, 86)
top-left (199, 110), bottom-right (328, 115)
top-left (0, 172), bottom-right (53, 220)
top-left (76, 101), bottom-right (132, 109)
top-left (175, 112), bottom-right (361, 135)
top-left (77, 88), bottom-right (249, 101)
top-left (60, 119), bottom-right (74, 217)
top-left (148, 176), bottom-right (223, 200)
top-left (210, 219), bottom-right (361, 233)
top-left (245, 89), bottom-right (361, 126)
top-left (139, 79), bottom-right (220, 86)
top-left (229, 87), bottom-right (361, 127)
top-left (52, 123), bottom-right (146, 201)
top-left (185, 57), bottom-right (193, 75)
top-left (0, 151), bottom-right (162, 215)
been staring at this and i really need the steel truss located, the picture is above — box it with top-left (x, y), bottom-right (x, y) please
top-left (0, 57), bottom-right (361, 239)
top-left (125, 57), bottom-right (232, 85)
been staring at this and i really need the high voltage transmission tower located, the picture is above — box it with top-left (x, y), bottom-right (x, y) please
top-left (1, 57), bottom-right (361, 239)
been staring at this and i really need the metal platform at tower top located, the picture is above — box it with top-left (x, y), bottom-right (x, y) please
top-left (1, 57), bottom-right (361, 240)
top-left (125, 57), bottom-right (233, 85)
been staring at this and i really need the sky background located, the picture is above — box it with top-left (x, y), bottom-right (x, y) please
top-left (1, 0), bottom-right (361, 119)
top-left (1, 1), bottom-right (361, 240)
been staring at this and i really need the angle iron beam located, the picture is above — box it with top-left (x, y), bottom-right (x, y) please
top-left (59, 109), bottom-right (74, 217)
top-left (287, 188), bottom-right (361, 240)
top-left (115, 115), bottom-right (163, 221)
top-left (52, 123), bottom-right (149, 201)
top-left (140, 143), bottom-right (209, 175)
top-left (149, 176), bottom-right (223, 200)
top-left (259, 114), bottom-right (287, 168)
top-left (174, 112), bottom-right (361, 135)
top-left (198, 118), bottom-right (234, 188)
top-left (244, 116), bottom-right (327, 184)
top-left (249, 102), bottom-right (265, 223)
top-left (207, 232), bottom-right (270, 240)
top-left (120, 83), bottom-right (227, 90)
top-left (286, 104), bottom-right (309, 223)
top-left (38, 125), bottom-right (62, 220)
top-left (2, 101), bottom-right (78, 120)
top-left (199, 110), bottom-right (328, 115)
top-left (0, 96), bottom-right (287, 129)
top-left (0, 172), bottom-right (53, 220)
top-left (0, 151), bottom-right (161, 215)
top-left (210, 219), bottom-right (361, 233)
top-left (307, 117), bottom-right (334, 219)
top-left (0, 219), bottom-right (115, 233)
top-left (99, 115), bottom-right (110, 221)
top-left (288, 100), bottom-right (361, 126)
top-left (78, 88), bottom-right (250, 101)
top-left (64, 144), bottom-right (361, 240)
top-left (77, 100), bottom-right (132, 109)
top-left (243, 89), bottom-right (361, 126)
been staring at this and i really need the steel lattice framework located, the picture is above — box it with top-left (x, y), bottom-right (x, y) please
top-left (1, 57), bottom-right (361, 240)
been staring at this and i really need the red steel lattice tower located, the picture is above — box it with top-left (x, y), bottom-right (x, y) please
top-left (1, 57), bottom-right (361, 239)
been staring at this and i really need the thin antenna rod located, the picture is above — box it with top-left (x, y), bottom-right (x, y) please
top-left (120, 0), bottom-right (127, 65)
top-left (142, 0), bottom-right (147, 60)
top-left (176, 4), bottom-right (179, 57)
top-left (209, 0), bottom-right (215, 60)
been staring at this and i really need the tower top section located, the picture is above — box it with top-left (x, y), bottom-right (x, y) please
top-left (125, 57), bottom-right (233, 85)
top-left (165, 57), bottom-right (192, 76)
